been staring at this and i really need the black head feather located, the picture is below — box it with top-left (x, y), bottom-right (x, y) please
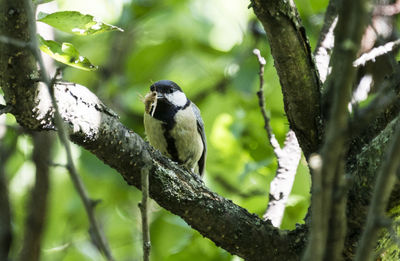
top-left (150, 80), bottom-right (182, 94)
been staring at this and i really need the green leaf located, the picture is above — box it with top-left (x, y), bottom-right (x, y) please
top-left (37, 11), bottom-right (124, 36)
top-left (37, 35), bottom-right (97, 71)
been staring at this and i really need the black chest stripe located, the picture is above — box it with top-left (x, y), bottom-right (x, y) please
top-left (153, 100), bottom-right (178, 127)
top-left (162, 126), bottom-right (180, 163)
top-left (153, 99), bottom-right (185, 163)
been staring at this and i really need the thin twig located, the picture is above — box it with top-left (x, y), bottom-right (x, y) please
top-left (355, 121), bottom-right (400, 261)
top-left (263, 130), bottom-right (301, 227)
top-left (253, 48), bottom-right (281, 157)
top-left (253, 48), bottom-right (301, 227)
top-left (0, 35), bottom-right (31, 49)
top-left (48, 162), bottom-right (68, 168)
top-left (139, 164), bottom-right (151, 261)
top-left (22, 0), bottom-right (114, 260)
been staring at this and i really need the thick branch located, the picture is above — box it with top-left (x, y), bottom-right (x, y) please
top-left (250, 0), bottom-right (322, 158)
top-left (355, 120), bottom-right (400, 261)
top-left (346, 115), bottom-right (400, 259)
top-left (10, 82), bottom-right (305, 260)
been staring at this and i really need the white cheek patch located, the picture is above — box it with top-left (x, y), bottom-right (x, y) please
top-left (165, 91), bottom-right (187, 107)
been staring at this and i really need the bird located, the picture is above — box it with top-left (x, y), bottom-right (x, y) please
top-left (143, 80), bottom-right (206, 177)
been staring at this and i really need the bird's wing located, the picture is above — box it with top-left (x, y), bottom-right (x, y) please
top-left (191, 103), bottom-right (207, 176)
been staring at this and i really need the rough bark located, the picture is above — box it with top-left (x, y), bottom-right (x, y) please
top-left (250, 0), bottom-right (322, 158)
top-left (346, 115), bottom-right (400, 260)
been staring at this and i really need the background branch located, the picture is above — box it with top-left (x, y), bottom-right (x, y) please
top-left (17, 132), bottom-right (53, 261)
top-left (0, 117), bottom-right (18, 261)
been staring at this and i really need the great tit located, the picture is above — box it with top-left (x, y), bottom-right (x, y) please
top-left (143, 80), bottom-right (207, 177)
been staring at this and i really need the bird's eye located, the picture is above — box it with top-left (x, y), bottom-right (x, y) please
top-left (169, 89), bottom-right (173, 93)
top-left (150, 85), bottom-right (155, 92)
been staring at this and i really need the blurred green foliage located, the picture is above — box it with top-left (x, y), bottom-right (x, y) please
top-left (1, 0), bottom-right (329, 260)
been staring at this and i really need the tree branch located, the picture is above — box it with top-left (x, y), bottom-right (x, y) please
top-left (347, 66), bottom-right (400, 161)
top-left (305, 1), bottom-right (373, 260)
top-left (355, 120), bottom-right (400, 261)
top-left (314, 0), bottom-right (338, 83)
top-left (250, 0), bottom-right (322, 158)
top-left (353, 39), bottom-right (400, 67)
top-left (264, 131), bottom-right (301, 227)
top-left (345, 114), bottom-right (400, 259)
top-left (0, 120), bottom-right (17, 261)
top-left (253, 49), bottom-right (281, 157)
top-left (253, 48), bottom-right (301, 228)
top-left (12, 81), bottom-right (306, 260)
top-left (18, 132), bottom-right (53, 261)
top-left (252, 47), bottom-right (300, 226)
top-left (139, 159), bottom-right (151, 261)
top-left (348, 73), bottom-right (400, 139)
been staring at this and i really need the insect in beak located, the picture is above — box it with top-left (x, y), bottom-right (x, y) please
top-left (144, 91), bottom-right (158, 117)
